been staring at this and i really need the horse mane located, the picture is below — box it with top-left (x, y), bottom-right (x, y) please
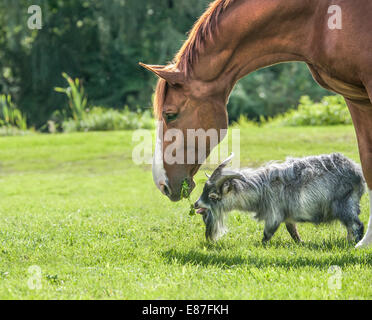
top-left (153, 0), bottom-right (235, 119)
top-left (175, 0), bottom-right (235, 73)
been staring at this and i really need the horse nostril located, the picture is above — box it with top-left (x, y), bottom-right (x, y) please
top-left (163, 184), bottom-right (171, 196)
top-left (159, 181), bottom-right (171, 197)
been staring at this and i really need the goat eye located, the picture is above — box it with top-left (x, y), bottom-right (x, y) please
top-left (209, 193), bottom-right (219, 201)
top-left (164, 113), bottom-right (178, 122)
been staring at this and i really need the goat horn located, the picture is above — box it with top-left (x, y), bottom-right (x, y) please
top-left (205, 172), bottom-right (211, 179)
top-left (209, 153), bottom-right (236, 181)
top-left (217, 152), bottom-right (235, 170)
top-left (215, 171), bottom-right (246, 189)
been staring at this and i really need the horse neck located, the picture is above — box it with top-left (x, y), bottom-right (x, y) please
top-left (188, 0), bottom-right (324, 101)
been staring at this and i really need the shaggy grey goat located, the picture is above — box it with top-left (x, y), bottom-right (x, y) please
top-left (194, 153), bottom-right (365, 243)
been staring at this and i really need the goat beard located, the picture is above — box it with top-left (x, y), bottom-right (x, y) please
top-left (203, 207), bottom-right (228, 241)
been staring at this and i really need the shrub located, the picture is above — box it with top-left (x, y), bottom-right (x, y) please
top-left (53, 73), bottom-right (155, 133)
top-left (227, 63), bottom-right (332, 122)
top-left (62, 106), bottom-right (155, 132)
top-left (0, 94), bottom-right (30, 135)
top-left (0, 126), bottom-right (32, 136)
top-left (266, 95), bottom-right (352, 127)
top-left (54, 73), bottom-right (87, 121)
top-left (0, 94), bottom-right (27, 130)
top-left (231, 114), bottom-right (261, 129)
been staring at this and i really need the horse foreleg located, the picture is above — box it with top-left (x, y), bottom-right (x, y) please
top-left (346, 98), bottom-right (372, 248)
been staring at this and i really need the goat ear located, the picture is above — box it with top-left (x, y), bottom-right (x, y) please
top-left (139, 63), bottom-right (185, 85)
top-left (222, 181), bottom-right (232, 195)
top-left (214, 170), bottom-right (245, 189)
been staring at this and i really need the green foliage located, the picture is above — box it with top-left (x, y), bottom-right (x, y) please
top-left (0, 126), bottom-right (32, 136)
top-left (228, 63), bottom-right (333, 121)
top-left (51, 73), bottom-right (154, 132)
top-left (181, 180), bottom-right (195, 216)
top-left (267, 95), bottom-right (352, 127)
top-left (0, 0), bottom-right (213, 127)
top-left (231, 114), bottom-right (261, 129)
top-left (0, 94), bottom-right (27, 131)
top-left (62, 106), bottom-right (155, 132)
top-left (54, 73), bottom-right (87, 121)
top-left (0, 1), bottom-right (335, 128)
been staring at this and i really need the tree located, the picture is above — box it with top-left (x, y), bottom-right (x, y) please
top-left (0, 0), bottom-right (333, 128)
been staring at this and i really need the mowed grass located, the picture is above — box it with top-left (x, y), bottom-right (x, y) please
top-left (0, 126), bottom-right (371, 299)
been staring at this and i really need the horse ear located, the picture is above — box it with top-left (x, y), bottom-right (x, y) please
top-left (139, 62), bottom-right (185, 85)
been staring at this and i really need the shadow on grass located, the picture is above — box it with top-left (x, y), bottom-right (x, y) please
top-left (161, 240), bottom-right (372, 270)
top-left (250, 238), bottom-right (355, 250)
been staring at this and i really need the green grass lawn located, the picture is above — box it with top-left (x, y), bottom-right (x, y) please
top-left (0, 126), bottom-right (371, 299)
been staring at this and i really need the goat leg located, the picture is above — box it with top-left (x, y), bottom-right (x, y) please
top-left (285, 222), bottom-right (303, 243)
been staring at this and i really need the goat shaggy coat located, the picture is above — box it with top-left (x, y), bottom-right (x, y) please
top-left (194, 153), bottom-right (365, 243)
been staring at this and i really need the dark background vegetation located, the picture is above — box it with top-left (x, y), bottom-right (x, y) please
top-left (0, 0), bottom-right (333, 129)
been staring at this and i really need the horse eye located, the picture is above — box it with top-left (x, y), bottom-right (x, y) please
top-left (165, 113), bottom-right (178, 122)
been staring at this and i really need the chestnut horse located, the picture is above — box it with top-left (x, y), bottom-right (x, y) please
top-left (140, 0), bottom-right (372, 248)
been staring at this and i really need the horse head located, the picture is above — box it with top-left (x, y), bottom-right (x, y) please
top-left (140, 63), bottom-right (228, 201)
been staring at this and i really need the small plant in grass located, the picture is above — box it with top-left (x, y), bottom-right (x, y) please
top-left (45, 274), bottom-right (63, 285)
top-left (181, 180), bottom-right (196, 216)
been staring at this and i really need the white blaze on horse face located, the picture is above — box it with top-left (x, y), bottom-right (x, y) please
top-left (356, 189), bottom-right (372, 248)
top-left (152, 121), bottom-right (168, 192)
